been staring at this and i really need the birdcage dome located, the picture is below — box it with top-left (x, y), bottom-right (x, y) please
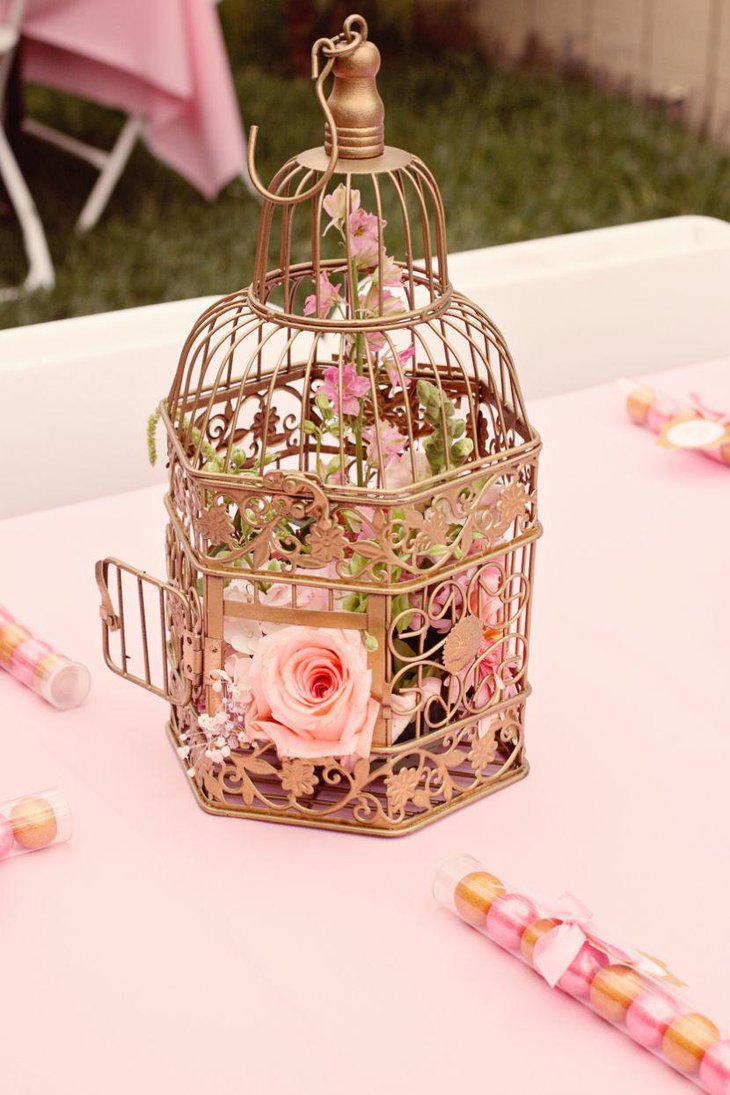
top-left (166, 16), bottom-right (536, 496)
top-left (168, 284), bottom-right (533, 492)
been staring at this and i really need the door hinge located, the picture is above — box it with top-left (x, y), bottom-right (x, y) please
top-left (182, 634), bottom-right (222, 687)
top-left (182, 630), bottom-right (203, 683)
top-left (203, 637), bottom-right (223, 685)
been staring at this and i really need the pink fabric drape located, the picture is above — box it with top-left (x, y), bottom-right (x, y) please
top-left (7, 0), bottom-right (246, 199)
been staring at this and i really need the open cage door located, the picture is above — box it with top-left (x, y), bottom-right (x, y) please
top-left (95, 557), bottom-right (200, 705)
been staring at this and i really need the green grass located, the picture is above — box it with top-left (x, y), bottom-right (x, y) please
top-left (2, 56), bottom-right (730, 329)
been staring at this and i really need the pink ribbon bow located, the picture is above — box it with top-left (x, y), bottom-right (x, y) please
top-left (689, 391), bottom-right (730, 425)
top-left (531, 892), bottom-right (677, 989)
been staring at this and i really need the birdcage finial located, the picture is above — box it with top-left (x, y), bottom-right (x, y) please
top-left (323, 15), bottom-right (385, 159)
top-left (247, 15), bottom-right (382, 204)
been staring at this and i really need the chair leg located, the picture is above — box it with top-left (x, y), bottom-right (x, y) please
top-left (0, 122), bottom-right (54, 299)
top-left (76, 115), bottom-right (144, 232)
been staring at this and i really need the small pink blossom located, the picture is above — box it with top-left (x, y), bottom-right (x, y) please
top-left (258, 569), bottom-right (332, 630)
top-left (303, 271), bottom-right (342, 317)
top-left (382, 344), bottom-right (415, 388)
top-left (425, 563), bottom-right (503, 635)
top-left (359, 283), bottom-right (403, 319)
top-left (223, 652), bottom-right (254, 704)
top-left (391, 677), bottom-right (442, 742)
top-left (323, 184), bottom-right (360, 231)
top-left (319, 362), bottom-right (370, 416)
top-left (384, 447), bottom-right (430, 489)
top-left (359, 288), bottom-right (405, 352)
top-left (348, 208), bottom-right (383, 269)
top-left (363, 423), bottom-right (407, 466)
top-left (373, 253), bottom-right (403, 288)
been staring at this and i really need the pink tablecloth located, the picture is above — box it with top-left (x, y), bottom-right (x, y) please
top-left (1, 357), bottom-right (729, 1094)
top-left (13, 0), bottom-right (245, 199)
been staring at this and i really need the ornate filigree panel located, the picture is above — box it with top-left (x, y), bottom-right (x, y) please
top-left (168, 453), bottom-right (539, 590)
top-left (168, 701), bottom-right (527, 835)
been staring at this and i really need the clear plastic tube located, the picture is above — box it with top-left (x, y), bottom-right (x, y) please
top-left (434, 855), bottom-right (730, 1094)
top-left (621, 380), bottom-right (730, 468)
top-left (0, 789), bottom-right (72, 859)
top-left (0, 605), bottom-right (91, 709)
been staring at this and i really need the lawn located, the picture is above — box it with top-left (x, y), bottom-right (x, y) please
top-left (1, 53), bottom-right (730, 330)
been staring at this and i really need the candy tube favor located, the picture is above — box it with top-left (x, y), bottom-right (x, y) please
top-left (434, 855), bottom-right (730, 1094)
top-left (0, 789), bottom-right (72, 859)
top-left (0, 605), bottom-right (91, 709)
top-left (622, 380), bottom-right (730, 468)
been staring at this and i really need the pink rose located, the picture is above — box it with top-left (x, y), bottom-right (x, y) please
top-left (245, 627), bottom-right (379, 761)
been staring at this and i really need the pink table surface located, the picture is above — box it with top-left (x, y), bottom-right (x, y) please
top-left (1, 357), bottom-right (729, 1094)
top-left (7, 0), bottom-right (245, 199)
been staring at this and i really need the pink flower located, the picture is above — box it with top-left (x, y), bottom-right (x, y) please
top-left (303, 271), bottom-right (342, 317)
top-left (359, 288), bottom-right (405, 352)
top-left (258, 570), bottom-right (332, 630)
top-left (323, 184), bottom-right (360, 231)
top-left (384, 448), bottom-right (430, 489)
top-left (359, 283), bottom-right (403, 319)
top-left (244, 627), bottom-right (379, 760)
top-left (223, 651), bottom-right (254, 705)
top-left (446, 641), bottom-right (517, 725)
top-left (348, 208), bottom-right (383, 269)
top-left (427, 563), bottom-right (503, 634)
top-left (319, 362), bottom-right (370, 416)
top-left (391, 677), bottom-right (442, 742)
top-left (373, 253), bottom-right (403, 288)
top-left (382, 344), bottom-right (415, 388)
top-left (363, 423), bottom-right (407, 466)
top-left (223, 580), bottom-right (262, 654)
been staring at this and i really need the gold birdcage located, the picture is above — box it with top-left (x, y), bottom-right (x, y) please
top-left (96, 14), bottom-right (542, 836)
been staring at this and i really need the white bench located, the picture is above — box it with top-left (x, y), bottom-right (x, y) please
top-left (2, 214), bottom-right (730, 518)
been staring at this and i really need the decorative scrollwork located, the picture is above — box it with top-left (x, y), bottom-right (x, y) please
top-left (172, 701), bottom-right (526, 834)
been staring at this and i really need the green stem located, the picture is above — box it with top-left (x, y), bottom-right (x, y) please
top-left (349, 254), bottom-right (366, 488)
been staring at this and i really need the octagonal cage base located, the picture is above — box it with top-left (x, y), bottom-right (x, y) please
top-left (167, 700), bottom-right (529, 837)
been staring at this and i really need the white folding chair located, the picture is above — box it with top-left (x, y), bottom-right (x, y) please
top-left (22, 112), bottom-right (145, 232)
top-left (0, 0), bottom-right (54, 298)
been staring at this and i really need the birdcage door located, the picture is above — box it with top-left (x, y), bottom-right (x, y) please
top-left (95, 557), bottom-right (199, 705)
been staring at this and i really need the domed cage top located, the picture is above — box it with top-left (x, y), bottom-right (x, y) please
top-left (96, 14), bottom-right (542, 836)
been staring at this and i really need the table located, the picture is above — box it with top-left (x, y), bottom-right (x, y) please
top-left (1, 354), bottom-right (728, 1094)
top-left (3, 215), bottom-right (730, 519)
top-left (4, 0), bottom-right (245, 200)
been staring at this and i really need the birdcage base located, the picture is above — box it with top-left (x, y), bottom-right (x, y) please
top-left (166, 701), bottom-right (529, 837)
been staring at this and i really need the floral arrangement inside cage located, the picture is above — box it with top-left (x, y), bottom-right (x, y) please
top-left (97, 13), bottom-right (542, 835)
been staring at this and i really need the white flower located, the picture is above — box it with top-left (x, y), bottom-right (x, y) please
top-left (323, 183), bottom-right (360, 231)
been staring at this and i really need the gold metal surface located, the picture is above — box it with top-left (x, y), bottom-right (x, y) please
top-left (96, 13), bottom-right (542, 836)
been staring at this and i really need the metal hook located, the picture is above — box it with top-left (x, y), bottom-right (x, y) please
top-left (246, 17), bottom-right (368, 206)
top-left (246, 47), bottom-right (338, 206)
